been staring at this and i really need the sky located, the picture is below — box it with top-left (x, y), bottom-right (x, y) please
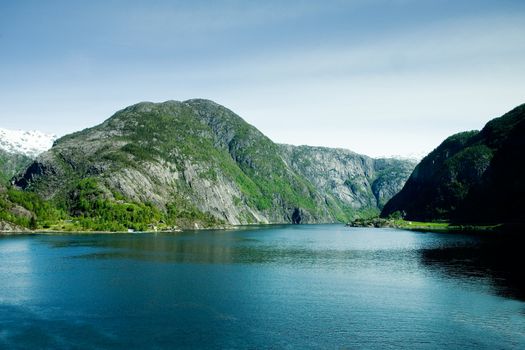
top-left (0, 0), bottom-right (524, 158)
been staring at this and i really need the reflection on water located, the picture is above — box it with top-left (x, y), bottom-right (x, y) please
top-left (0, 225), bottom-right (524, 349)
top-left (419, 233), bottom-right (525, 301)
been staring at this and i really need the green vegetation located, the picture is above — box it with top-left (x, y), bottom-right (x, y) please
top-left (166, 199), bottom-right (224, 228)
top-left (101, 101), bottom-right (325, 217)
top-left (390, 220), bottom-right (451, 230)
top-left (348, 216), bottom-right (503, 233)
top-left (0, 186), bottom-right (65, 228)
top-left (9, 99), bottom-right (415, 230)
top-left (325, 195), bottom-right (379, 223)
top-left (0, 149), bottom-right (32, 184)
top-left (0, 176), bottom-right (223, 232)
top-left (66, 178), bottom-right (163, 231)
top-left (14, 100), bottom-right (334, 226)
top-left (382, 103), bottom-right (525, 224)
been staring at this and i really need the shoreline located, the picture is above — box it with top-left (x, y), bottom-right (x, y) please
top-left (0, 222), bottom-right (312, 235)
top-left (1, 222), bottom-right (345, 235)
top-left (1, 220), bottom-right (522, 236)
top-left (346, 218), bottom-right (524, 234)
top-left (0, 227), bottom-right (228, 236)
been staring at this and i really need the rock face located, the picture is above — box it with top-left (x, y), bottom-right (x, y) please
top-left (279, 145), bottom-right (416, 221)
top-left (381, 103), bottom-right (525, 224)
top-left (0, 149), bottom-right (32, 184)
top-left (0, 220), bottom-right (29, 233)
top-left (14, 99), bottom-right (415, 226)
top-left (0, 185), bottom-right (32, 232)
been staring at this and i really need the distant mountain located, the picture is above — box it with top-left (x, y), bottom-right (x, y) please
top-left (0, 128), bottom-right (55, 185)
top-left (0, 149), bottom-right (32, 184)
top-left (13, 99), bottom-right (415, 229)
top-left (279, 145), bottom-right (415, 219)
top-left (0, 128), bottom-right (56, 158)
top-left (381, 103), bottom-right (525, 224)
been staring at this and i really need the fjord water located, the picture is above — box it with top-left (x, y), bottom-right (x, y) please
top-left (1, 226), bottom-right (524, 349)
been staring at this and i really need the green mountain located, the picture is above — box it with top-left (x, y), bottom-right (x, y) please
top-left (0, 149), bottom-right (32, 184)
top-left (0, 149), bottom-right (52, 231)
top-left (381, 103), bottom-right (525, 224)
top-left (11, 99), bottom-right (414, 231)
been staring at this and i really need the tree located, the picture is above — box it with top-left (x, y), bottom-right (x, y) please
top-left (29, 216), bottom-right (37, 230)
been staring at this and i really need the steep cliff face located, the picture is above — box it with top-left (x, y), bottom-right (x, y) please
top-left (381, 103), bottom-right (525, 223)
top-left (279, 145), bottom-right (415, 220)
top-left (372, 158), bottom-right (417, 208)
top-left (14, 99), bottom-right (415, 227)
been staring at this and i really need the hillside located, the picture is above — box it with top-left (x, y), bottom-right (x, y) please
top-left (381, 103), bottom-right (525, 224)
top-left (0, 149), bottom-right (32, 184)
top-left (11, 99), bottom-right (414, 230)
top-left (279, 145), bottom-right (415, 221)
top-left (0, 127), bottom-right (55, 185)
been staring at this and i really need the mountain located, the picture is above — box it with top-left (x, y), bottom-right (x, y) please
top-left (279, 145), bottom-right (415, 220)
top-left (0, 128), bottom-right (55, 185)
top-left (0, 128), bottom-right (56, 158)
top-left (13, 99), bottom-right (415, 230)
top-left (0, 149), bottom-right (32, 184)
top-left (381, 103), bottom-right (525, 224)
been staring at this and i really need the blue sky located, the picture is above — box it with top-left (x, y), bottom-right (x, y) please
top-left (1, 0), bottom-right (524, 157)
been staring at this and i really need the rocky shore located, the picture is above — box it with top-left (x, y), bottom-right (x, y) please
top-left (0, 220), bottom-right (30, 233)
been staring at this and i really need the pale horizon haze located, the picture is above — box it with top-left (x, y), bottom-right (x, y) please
top-left (1, 0), bottom-right (524, 157)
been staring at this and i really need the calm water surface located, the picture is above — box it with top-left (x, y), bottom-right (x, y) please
top-left (0, 225), bottom-right (524, 349)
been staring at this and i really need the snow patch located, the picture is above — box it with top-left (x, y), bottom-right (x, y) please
top-left (0, 128), bottom-right (57, 158)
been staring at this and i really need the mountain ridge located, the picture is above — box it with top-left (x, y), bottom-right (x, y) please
top-left (9, 99), bottom-right (415, 230)
top-left (381, 103), bottom-right (525, 224)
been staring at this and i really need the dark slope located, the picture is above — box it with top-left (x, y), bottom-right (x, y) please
top-left (381, 103), bottom-right (525, 223)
